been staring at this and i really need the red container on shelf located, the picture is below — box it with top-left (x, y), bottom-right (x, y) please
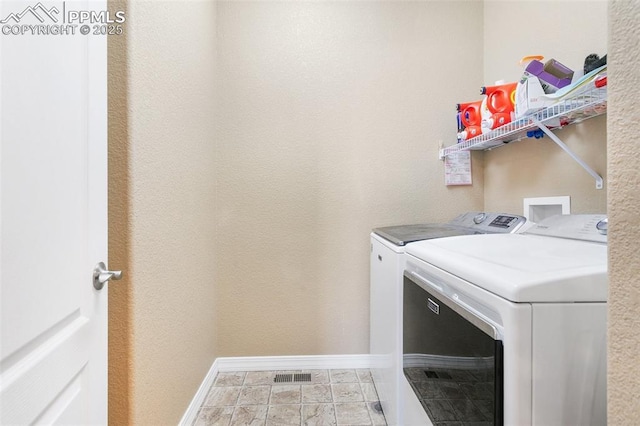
top-left (482, 112), bottom-right (512, 130)
top-left (481, 82), bottom-right (517, 114)
top-left (457, 100), bottom-right (484, 127)
top-left (457, 125), bottom-right (483, 141)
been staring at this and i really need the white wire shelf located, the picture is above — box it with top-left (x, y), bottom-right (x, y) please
top-left (439, 83), bottom-right (607, 160)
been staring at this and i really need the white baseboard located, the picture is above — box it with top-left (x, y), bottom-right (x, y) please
top-left (178, 358), bottom-right (219, 426)
top-left (178, 354), bottom-right (372, 425)
top-left (217, 354), bottom-right (372, 372)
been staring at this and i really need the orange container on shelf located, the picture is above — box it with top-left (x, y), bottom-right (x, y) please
top-left (481, 82), bottom-right (517, 114)
top-left (457, 100), bottom-right (484, 127)
top-left (457, 125), bottom-right (483, 141)
top-left (482, 112), bottom-right (512, 130)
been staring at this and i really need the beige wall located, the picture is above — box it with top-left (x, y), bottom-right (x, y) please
top-left (108, 1), bottom-right (486, 422)
top-left (213, 0), bottom-right (484, 357)
top-left (483, 1), bottom-right (608, 215)
top-left (108, 1), bottom-right (218, 424)
top-left (108, 1), bottom-right (131, 423)
top-left (608, 1), bottom-right (640, 422)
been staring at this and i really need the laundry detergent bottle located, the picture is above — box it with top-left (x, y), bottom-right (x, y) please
top-left (457, 100), bottom-right (484, 141)
top-left (457, 125), bottom-right (483, 141)
top-left (457, 100), bottom-right (483, 128)
top-left (482, 82), bottom-right (517, 114)
top-left (481, 81), bottom-right (517, 130)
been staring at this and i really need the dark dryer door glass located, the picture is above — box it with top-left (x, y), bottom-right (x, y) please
top-left (403, 274), bottom-right (503, 425)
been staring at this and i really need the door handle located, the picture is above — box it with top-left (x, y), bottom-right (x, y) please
top-left (93, 262), bottom-right (123, 290)
top-left (596, 218), bottom-right (608, 235)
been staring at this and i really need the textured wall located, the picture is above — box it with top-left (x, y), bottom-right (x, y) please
top-left (608, 1), bottom-right (640, 423)
top-left (213, 0), bottom-right (484, 357)
top-left (107, 1), bottom-right (131, 424)
top-left (482, 1), bottom-right (608, 215)
top-left (108, 1), bottom-right (218, 424)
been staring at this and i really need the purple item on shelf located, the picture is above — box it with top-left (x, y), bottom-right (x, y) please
top-left (524, 59), bottom-right (574, 93)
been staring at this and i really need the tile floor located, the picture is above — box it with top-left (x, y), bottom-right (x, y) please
top-left (194, 369), bottom-right (388, 426)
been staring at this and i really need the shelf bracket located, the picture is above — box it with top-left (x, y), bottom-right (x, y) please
top-left (533, 119), bottom-right (604, 190)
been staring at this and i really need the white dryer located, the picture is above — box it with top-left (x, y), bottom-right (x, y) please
top-left (370, 212), bottom-right (527, 425)
top-left (403, 214), bottom-right (608, 425)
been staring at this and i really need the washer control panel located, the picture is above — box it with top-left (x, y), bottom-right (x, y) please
top-left (527, 214), bottom-right (607, 243)
top-left (449, 211), bottom-right (527, 233)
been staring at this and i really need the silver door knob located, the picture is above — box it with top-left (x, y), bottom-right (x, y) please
top-left (93, 262), bottom-right (123, 290)
top-left (596, 218), bottom-right (608, 235)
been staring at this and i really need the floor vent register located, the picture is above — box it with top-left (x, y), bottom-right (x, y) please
top-left (273, 373), bottom-right (312, 383)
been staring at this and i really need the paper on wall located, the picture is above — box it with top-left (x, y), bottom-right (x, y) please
top-left (444, 151), bottom-right (472, 186)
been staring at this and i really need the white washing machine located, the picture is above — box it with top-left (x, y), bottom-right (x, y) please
top-left (370, 212), bottom-right (527, 426)
top-left (403, 214), bottom-right (608, 425)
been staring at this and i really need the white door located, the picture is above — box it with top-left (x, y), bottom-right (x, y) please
top-left (0, 1), bottom-right (109, 424)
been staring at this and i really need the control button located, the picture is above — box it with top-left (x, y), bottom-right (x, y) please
top-left (473, 213), bottom-right (487, 224)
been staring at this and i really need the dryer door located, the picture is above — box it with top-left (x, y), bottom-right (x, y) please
top-left (403, 273), bottom-right (503, 425)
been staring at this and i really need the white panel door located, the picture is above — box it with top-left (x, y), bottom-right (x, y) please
top-left (0, 0), bottom-right (108, 424)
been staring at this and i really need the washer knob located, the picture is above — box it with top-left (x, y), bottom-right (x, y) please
top-left (473, 213), bottom-right (487, 224)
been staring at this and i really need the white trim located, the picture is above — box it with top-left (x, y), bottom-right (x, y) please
top-left (178, 358), bottom-right (219, 426)
top-left (217, 354), bottom-right (372, 372)
top-left (178, 354), bottom-right (372, 425)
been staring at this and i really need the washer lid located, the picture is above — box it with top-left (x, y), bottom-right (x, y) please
top-left (372, 224), bottom-right (479, 246)
top-left (405, 233), bottom-right (607, 303)
top-left (372, 212), bottom-right (527, 246)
